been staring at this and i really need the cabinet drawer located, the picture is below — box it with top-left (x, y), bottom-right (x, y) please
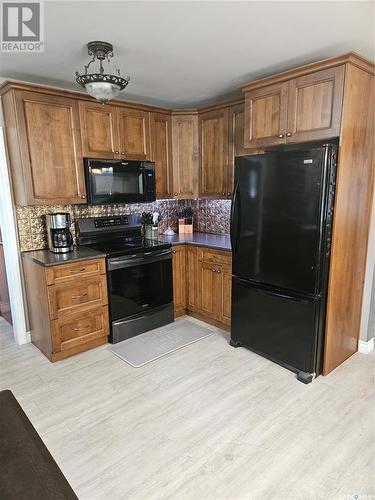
top-left (45, 258), bottom-right (106, 285)
top-left (47, 275), bottom-right (108, 319)
top-left (197, 248), bottom-right (232, 267)
top-left (52, 306), bottom-right (109, 354)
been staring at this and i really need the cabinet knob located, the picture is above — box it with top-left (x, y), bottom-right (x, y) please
top-left (286, 132), bottom-right (292, 137)
top-left (227, 192), bottom-right (231, 196)
top-left (173, 250), bottom-right (176, 254)
top-left (222, 192), bottom-right (226, 196)
top-left (174, 192), bottom-right (178, 197)
top-left (278, 134), bottom-right (284, 138)
top-left (115, 151), bottom-right (119, 154)
top-left (121, 152), bottom-right (125, 155)
top-left (81, 194), bottom-right (86, 199)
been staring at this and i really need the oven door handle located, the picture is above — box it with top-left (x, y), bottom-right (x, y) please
top-left (108, 248), bottom-right (172, 270)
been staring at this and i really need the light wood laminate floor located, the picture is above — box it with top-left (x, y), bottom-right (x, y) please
top-left (0, 316), bottom-right (374, 500)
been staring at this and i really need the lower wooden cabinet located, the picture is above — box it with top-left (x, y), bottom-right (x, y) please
top-left (22, 257), bottom-right (109, 362)
top-left (172, 245), bottom-right (187, 317)
top-left (171, 244), bottom-right (232, 331)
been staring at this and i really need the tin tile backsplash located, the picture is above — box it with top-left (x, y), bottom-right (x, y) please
top-left (16, 199), bottom-right (231, 251)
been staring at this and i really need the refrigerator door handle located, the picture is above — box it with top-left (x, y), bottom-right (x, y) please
top-left (230, 181), bottom-right (240, 256)
top-left (263, 290), bottom-right (311, 304)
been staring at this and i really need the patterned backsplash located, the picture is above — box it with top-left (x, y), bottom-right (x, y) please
top-left (16, 199), bottom-right (231, 251)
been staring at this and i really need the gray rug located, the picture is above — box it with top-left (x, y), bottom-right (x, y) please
top-left (108, 318), bottom-right (214, 367)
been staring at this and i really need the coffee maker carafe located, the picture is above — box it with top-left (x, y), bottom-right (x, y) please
top-left (46, 213), bottom-right (73, 253)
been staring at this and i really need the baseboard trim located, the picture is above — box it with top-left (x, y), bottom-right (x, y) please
top-left (358, 337), bottom-right (374, 354)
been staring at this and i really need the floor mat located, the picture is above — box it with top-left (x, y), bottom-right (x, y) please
top-left (108, 317), bottom-right (214, 367)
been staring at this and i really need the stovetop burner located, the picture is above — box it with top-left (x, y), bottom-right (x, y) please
top-left (84, 237), bottom-right (170, 258)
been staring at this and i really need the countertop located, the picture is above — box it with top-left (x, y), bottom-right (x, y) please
top-left (22, 247), bottom-right (106, 267)
top-left (158, 232), bottom-right (231, 251)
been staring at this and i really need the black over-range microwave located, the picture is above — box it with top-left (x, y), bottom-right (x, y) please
top-left (84, 159), bottom-right (156, 204)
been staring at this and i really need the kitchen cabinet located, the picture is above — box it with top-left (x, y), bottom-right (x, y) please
top-left (286, 67), bottom-right (344, 143)
top-left (199, 108), bottom-right (229, 197)
top-left (186, 245), bottom-right (199, 312)
top-left (243, 66), bottom-right (344, 148)
top-left (150, 112), bottom-right (172, 199)
top-left (172, 245), bottom-right (187, 317)
top-left (199, 102), bottom-right (248, 198)
top-left (79, 100), bottom-right (150, 160)
top-left (2, 89), bottom-right (86, 205)
top-left (117, 107), bottom-right (150, 160)
top-left (171, 113), bottom-right (199, 199)
top-left (195, 247), bottom-right (232, 330)
top-left (22, 257), bottom-right (109, 362)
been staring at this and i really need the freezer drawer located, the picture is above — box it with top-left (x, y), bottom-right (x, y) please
top-left (231, 279), bottom-right (320, 375)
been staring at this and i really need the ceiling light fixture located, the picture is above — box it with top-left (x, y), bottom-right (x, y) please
top-left (76, 41), bottom-right (130, 104)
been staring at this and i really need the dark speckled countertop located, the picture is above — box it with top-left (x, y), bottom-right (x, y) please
top-left (22, 247), bottom-right (106, 267)
top-left (158, 232), bottom-right (231, 251)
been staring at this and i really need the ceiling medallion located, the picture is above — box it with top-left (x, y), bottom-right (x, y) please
top-left (76, 41), bottom-right (130, 104)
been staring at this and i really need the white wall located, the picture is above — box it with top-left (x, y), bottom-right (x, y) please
top-left (0, 102), bottom-right (28, 344)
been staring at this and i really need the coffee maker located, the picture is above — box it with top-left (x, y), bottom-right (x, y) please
top-left (45, 213), bottom-right (73, 253)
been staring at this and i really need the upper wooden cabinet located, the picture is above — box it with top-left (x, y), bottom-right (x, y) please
top-left (171, 113), bottom-right (198, 199)
top-left (199, 102), bottom-right (246, 198)
top-left (79, 100), bottom-right (150, 160)
top-left (199, 108), bottom-right (229, 197)
top-left (244, 82), bottom-right (288, 148)
top-left (117, 107), bottom-right (150, 160)
top-left (79, 101), bottom-right (117, 158)
top-left (150, 112), bottom-right (172, 199)
top-left (2, 90), bottom-right (86, 205)
top-left (286, 66), bottom-right (344, 143)
top-left (243, 66), bottom-right (345, 148)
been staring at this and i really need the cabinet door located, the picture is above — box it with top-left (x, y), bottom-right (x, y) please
top-left (198, 260), bottom-right (219, 320)
top-left (199, 109), bottom-right (229, 197)
top-left (286, 66), bottom-right (344, 143)
top-left (244, 82), bottom-right (288, 148)
top-left (150, 112), bottom-right (172, 199)
top-left (117, 107), bottom-right (150, 160)
top-left (172, 245), bottom-right (186, 317)
top-left (228, 103), bottom-right (246, 197)
top-left (79, 101), bottom-right (117, 158)
top-left (172, 114), bottom-right (198, 199)
top-left (52, 306), bottom-right (109, 354)
top-left (219, 266), bottom-right (232, 328)
top-left (15, 90), bottom-right (86, 205)
top-left (186, 245), bottom-right (198, 312)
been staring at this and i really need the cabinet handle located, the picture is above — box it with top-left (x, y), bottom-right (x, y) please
top-left (286, 132), bottom-right (292, 137)
top-left (74, 324), bottom-right (90, 331)
top-left (69, 268), bottom-right (86, 273)
top-left (81, 194), bottom-right (86, 199)
top-left (278, 134), bottom-right (284, 138)
top-left (72, 292), bottom-right (88, 299)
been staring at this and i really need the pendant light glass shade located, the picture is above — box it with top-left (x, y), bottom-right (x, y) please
top-left (76, 41), bottom-right (129, 104)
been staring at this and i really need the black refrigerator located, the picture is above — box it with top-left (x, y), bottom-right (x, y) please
top-left (230, 143), bottom-right (337, 383)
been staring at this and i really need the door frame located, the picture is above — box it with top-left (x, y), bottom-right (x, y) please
top-left (0, 103), bottom-right (29, 344)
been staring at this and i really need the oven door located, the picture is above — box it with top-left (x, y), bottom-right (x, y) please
top-left (107, 248), bottom-right (173, 321)
top-left (84, 159), bottom-right (156, 204)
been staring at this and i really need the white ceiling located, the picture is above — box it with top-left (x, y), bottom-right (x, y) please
top-left (0, 1), bottom-right (374, 108)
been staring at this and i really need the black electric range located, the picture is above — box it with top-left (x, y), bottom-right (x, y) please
top-left (77, 215), bottom-right (174, 343)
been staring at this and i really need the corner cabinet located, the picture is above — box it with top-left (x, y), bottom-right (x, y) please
top-left (2, 89), bottom-right (87, 205)
top-left (79, 100), bottom-right (150, 160)
top-left (243, 66), bottom-right (345, 148)
top-left (171, 113), bottom-right (199, 199)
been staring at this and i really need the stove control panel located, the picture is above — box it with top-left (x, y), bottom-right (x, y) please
top-left (94, 217), bottom-right (129, 228)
